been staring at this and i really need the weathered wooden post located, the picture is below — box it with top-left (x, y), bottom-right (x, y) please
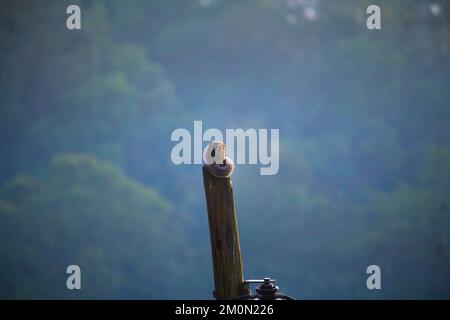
top-left (202, 141), bottom-right (245, 299)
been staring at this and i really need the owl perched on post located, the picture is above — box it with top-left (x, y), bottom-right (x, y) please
top-left (203, 141), bottom-right (234, 178)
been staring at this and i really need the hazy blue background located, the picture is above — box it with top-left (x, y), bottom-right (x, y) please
top-left (0, 0), bottom-right (449, 299)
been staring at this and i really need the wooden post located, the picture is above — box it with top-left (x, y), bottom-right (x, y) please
top-left (202, 163), bottom-right (245, 299)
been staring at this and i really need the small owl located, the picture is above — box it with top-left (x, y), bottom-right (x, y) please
top-left (203, 141), bottom-right (234, 178)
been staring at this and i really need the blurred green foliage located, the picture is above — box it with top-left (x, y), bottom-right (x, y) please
top-left (0, 154), bottom-right (200, 298)
top-left (0, 0), bottom-right (449, 298)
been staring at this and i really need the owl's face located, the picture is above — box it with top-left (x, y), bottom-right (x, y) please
top-left (204, 140), bottom-right (226, 165)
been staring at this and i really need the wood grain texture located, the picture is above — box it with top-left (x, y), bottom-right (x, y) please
top-left (202, 165), bottom-right (244, 299)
